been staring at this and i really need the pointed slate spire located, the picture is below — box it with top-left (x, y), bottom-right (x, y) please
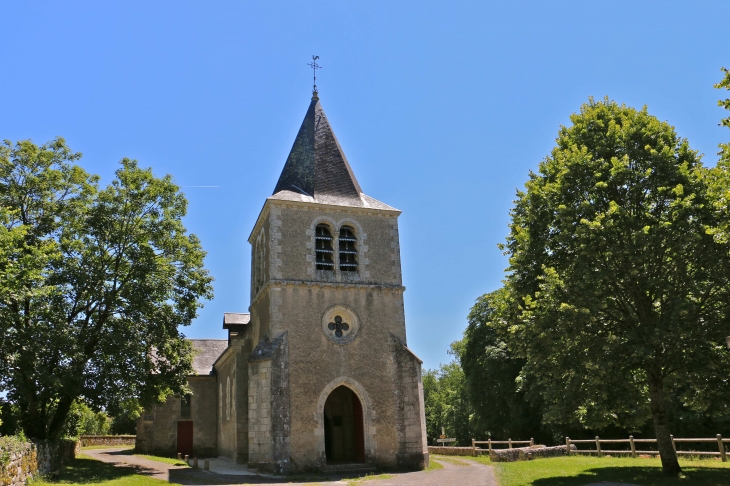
top-left (273, 93), bottom-right (363, 206)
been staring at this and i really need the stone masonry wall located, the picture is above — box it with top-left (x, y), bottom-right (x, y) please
top-left (490, 445), bottom-right (577, 462)
top-left (270, 333), bottom-right (291, 475)
top-left (247, 332), bottom-right (290, 473)
top-left (427, 446), bottom-right (484, 456)
top-left (0, 440), bottom-right (75, 486)
top-left (392, 334), bottom-right (429, 470)
top-left (248, 352), bottom-right (272, 469)
top-left (78, 436), bottom-right (135, 447)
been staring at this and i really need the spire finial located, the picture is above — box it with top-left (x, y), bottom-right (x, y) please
top-left (307, 55), bottom-right (321, 97)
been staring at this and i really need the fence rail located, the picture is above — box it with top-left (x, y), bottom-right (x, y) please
top-left (470, 438), bottom-right (534, 456)
top-left (565, 435), bottom-right (729, 462)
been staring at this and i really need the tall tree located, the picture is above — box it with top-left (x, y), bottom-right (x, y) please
top-left (0, 139), bottom-right (213, 440)
top-left (502, 98), bottom-right (730, 475)
top-left (422, 343), bottom-right (475, 446)
top-left (461, 288), bottom-right (544, 442)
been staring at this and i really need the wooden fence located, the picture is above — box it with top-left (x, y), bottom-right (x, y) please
top-left (565, 435), bottom-right (729, 462)
top-left (471, 438), bottom-right (534, 456)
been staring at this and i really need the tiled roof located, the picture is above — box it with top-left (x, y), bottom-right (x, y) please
top-left (189, 339), bottom-right (228, 375)
top-left (271, 95), bottom-right (398, 212)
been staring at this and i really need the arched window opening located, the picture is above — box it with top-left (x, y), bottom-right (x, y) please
top-left (324, 386), bottom-right (365, 464)
top-left (315, 224), bottom-right (335, 271)
top-left (339, 226), bottom-right (358, 272)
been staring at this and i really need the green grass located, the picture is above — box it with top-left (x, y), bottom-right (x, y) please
top-left (131, 454), bottom-right (187, 467)
top-left (493, 455), bottom-right (730, 486)
top-left (426, 457), bottom-right (445, 471)
top-left (30, 453), bottom-right (178, 485)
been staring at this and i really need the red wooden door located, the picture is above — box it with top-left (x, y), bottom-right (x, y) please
top-left (352, 393), bottom-right (365, 463)
top-left (177, 421), bottom-right (193, 457)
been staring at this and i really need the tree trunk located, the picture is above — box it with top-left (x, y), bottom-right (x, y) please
top-left (648, 372), bottom-right (681, 476)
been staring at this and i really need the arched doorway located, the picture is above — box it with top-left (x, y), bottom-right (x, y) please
top-left (323, 385), bottom-right (365, 463)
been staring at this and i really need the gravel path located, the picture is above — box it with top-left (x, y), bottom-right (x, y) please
top-left (82, 448), bottom-right (497, 485)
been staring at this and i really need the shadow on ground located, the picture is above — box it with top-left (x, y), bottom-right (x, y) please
top-left (51, 456), bottom-right (140, 483)
top-left (530, 466), bottom-right (730, 486)
top-left (52, 455), bottom-right (385, 485)
top-left (168, 468), bottom-right (389, 485)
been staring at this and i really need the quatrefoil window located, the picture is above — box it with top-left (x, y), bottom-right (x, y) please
top-left (327, 316), bottom-right (350, 338)
top-left (322, 305), bottom-right (359, 344)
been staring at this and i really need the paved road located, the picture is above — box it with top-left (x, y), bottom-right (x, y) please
top-left (82, 448), bottom-right (497, 485)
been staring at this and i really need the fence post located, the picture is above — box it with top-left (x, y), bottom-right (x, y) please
top-left (566, 437), bottom-right (571, 456)
top-left (718, 435), bottom-right (727, 462)
top-left (488, 438), bottom-right (492, 453)
top-left (670, 434), bottom-right (676, 453)
top-left (596, 436), bottom-right (602, 457)
top-left (629, 435), bottom-right (636, 458)
top-left (508, 438), bottom-right (512, 449)
top-left (472, 438), bottom-right (475, 457)
top-left (530, 438), bottom-right (534, 447)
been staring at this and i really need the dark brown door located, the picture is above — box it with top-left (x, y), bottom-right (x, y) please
top-left (177, 421), bottom-right (193, 457)
top-left (352, 393), bottom-right (365, 463)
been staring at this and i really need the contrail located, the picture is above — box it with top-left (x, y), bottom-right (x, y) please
top-left (181, 186), bottom-right (220, 188)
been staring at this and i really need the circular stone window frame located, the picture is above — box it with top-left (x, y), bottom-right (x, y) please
top-left (321, 304), bottom-right (360, 345)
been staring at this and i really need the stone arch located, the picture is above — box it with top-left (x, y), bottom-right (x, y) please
top-left (314, 377), bottom-right (375, 462)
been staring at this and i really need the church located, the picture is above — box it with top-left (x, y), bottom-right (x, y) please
top-left (135, 88), bottom-right (429, 474)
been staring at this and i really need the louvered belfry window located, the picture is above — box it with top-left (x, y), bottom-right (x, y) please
top-left (339, 226), bottom-right (358, 272)
top-left (315, 224), bottom-right (335, 270)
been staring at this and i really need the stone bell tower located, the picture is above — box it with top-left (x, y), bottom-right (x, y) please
top-left (244, 90), bottom-right (428, 473)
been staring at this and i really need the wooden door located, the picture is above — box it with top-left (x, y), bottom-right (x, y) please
top-left (352, 393), bottom-right (365, 463)
top-left (177, 421), bottom-right (193, 457)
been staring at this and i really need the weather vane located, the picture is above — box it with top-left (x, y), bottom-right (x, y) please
top-left (307, 55), bottom-right (321, 94)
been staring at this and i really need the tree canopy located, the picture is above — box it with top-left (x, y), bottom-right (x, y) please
top-left (500, 97), bottom-right (730, 475)
top-left (0, 138), bottom-right (213, 440)
top-left (460, 288), bottom-right (545, 442)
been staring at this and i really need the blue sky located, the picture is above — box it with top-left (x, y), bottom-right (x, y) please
top-left (2, 1), bottom-right (729, 370)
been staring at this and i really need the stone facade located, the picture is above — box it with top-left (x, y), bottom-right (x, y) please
top-left (135, 371), bottom-right (219, 457)
top-left (137, 92), bottom-right (428, 473)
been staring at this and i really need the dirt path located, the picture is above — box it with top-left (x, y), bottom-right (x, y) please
top-left (82, 448), bottom-right (497, 485)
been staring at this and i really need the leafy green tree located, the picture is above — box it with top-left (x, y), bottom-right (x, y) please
top-left (461, 288), bottom-right (545, 442)
top-left (422, 344), bottom-right (475, 446)
top-left (0, 138), bottom-right (213, 441)
top-left (502, 98), bottom-right (730, 475)
top-left (63, 402), bottom-right (111, 437)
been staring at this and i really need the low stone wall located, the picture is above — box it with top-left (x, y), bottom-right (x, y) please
top-left (427, 446), bottom-right (486, 456)
top-left (0, 439), bottom-right (76, 485)
top-left (490, 444), bottom-right (577, 462)
top-left (78, 435), bottom-right (136, 448)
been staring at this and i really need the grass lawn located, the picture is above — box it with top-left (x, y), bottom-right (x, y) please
top-left (31, 453), bottom-right (177, 485)
top-left (492, 455), bottom-right (730, 486)
top-left (128, 453), bottom-right (188, 467)
top-left (424, 456), bottom-right (446, 471)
